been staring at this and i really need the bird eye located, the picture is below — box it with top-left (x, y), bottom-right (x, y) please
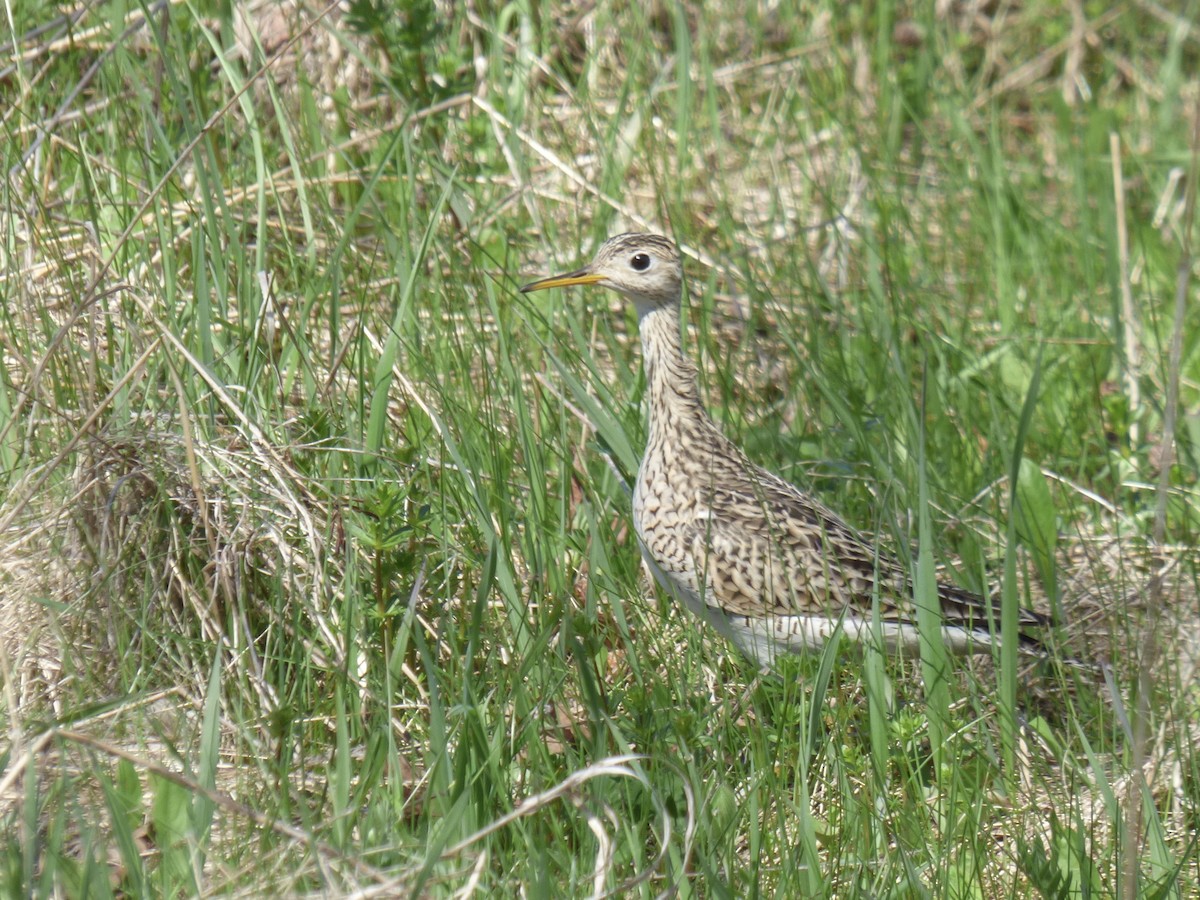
top-left (630, 253), bottom-right (651, 271)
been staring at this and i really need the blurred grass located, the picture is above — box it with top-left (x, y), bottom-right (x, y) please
top-left (1, 0), bottom-right (1198, 896)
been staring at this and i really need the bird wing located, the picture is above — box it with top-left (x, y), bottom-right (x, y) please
top-left (684, 461), bottom-right (1047, 638)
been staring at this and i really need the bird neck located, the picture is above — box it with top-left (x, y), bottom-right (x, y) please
top-left (638, 304), bottom-right (707, 438)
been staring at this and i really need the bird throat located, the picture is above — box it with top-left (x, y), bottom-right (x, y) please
top-left (638, 305), bottom-right (706, 442)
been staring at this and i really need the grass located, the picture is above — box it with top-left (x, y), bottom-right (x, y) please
top-left (1, 0), bottom-right (1198, 896)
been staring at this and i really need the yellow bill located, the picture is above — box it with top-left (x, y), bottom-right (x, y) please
top-left (519, 269), bottom-right (605, 293)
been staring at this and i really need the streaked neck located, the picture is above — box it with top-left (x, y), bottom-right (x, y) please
top-left (638, 304), bottom-right (705, 438)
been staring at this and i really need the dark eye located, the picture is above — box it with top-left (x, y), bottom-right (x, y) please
top-left (630, 253), bottom-right (651, 271)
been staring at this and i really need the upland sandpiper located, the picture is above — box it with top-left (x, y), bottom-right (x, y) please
top-left (521, 233), bottom-right (1048, 665)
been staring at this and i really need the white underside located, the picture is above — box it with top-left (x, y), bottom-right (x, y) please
top-left (636, 542), bottom-right (992, 667)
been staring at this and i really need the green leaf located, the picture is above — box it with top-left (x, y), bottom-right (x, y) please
top-left (151, 775), bottom-right (195, 897)
top-left (1014, 456), bottom-right (1058, 603)
top-left (100, 762), bottom-right (146, 897)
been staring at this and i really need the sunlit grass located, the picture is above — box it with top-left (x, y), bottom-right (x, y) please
top-left (1, 1), bottom-right (1198, 896)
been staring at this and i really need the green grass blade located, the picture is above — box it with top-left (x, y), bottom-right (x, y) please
top-left (915, 372), bottom-right (950, 778)
top-left (1001, 345), bottom-right (1044, 777)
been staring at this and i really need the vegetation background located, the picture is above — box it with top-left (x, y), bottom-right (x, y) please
top-left (1, 0), bottom-right (1198, 896)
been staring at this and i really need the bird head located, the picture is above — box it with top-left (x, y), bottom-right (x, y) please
top-left (520, 233), bottom-right (683, 317)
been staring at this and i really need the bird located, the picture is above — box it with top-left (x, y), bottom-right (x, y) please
top-left (520, 232), bottom-right (1049, 666)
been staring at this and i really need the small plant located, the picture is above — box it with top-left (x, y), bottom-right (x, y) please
top-left (344, 0), bottom-right (466, 102)
top-left (349, 483), bottom-right (429, 658)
